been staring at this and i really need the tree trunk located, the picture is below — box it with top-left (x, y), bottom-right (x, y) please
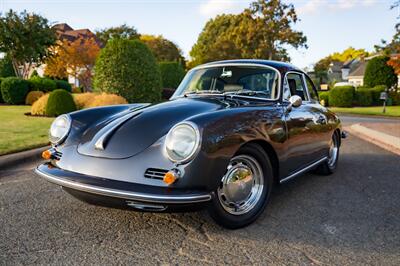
top-left (11, 59), bottom-right (22, 78)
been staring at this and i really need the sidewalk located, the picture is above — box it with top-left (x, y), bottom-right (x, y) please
top-left (344, 120), bottom-right (400, 156)
top-left (360, 122), bottom-right (400, 138)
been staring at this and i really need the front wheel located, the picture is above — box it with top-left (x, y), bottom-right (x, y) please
top-left (208, 143), bottom-right (273, 229)
top-left (315, 132), bottom-right (340, 175)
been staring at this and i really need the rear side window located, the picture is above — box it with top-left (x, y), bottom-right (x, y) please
top-left (305, 76), bottom-right (319, 102)
top-left (286, 73), bottom-right (308, 101)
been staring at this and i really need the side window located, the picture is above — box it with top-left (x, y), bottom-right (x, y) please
top-left (286, 73), bottom-right (308, 101)
top-left (305, 76), bottom-right (319, 102)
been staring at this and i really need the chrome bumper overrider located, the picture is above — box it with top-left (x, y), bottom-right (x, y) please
top-left (35, 164), bottom-right (212, 204)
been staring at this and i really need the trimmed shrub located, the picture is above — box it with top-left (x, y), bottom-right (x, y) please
top-left (73, 92), bottom-right (96, 109)
top-left (1, 77), bottom-right (29, 104)
top-left (162, 88), bottom-right (176, 100)
top-left (31, 94), bottom-right (49, 116)
top-left (45, 89), bottom-right (76, 117)
top-left (354, 89), bottom-right (372, 106)
top-left (389, 90), bottom-right (400, 106)
top-left (25, 91), bottom-right (45, 105)
top-left (329, 86), bottom-right (355, 107)
top-left (369, 85), bottom-right (386, 105)
top-left (159, 61), bottom-right (185, 89)
top-left (318, 91), bottom-right (329, 106)
top-left (364, 56), bottom-right (397, 88)
top-left (93, 39), bottom-right (162, 103)
top-left (0, 78), bottom-right (3, 103)
top-left (88, 93), bottom-right (128, 107)
top-left (29, 76), bottom-right (57, 92)
top-left (55, 80), bottom-right (72, 92)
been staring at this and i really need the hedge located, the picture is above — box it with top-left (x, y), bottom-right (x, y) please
top-left (93, 39), bottom-right (162, 103)
top-left (318, 91), bottom-right (329, 106)
top-left (55, 80), bottom-right (72, 92)
top-left (29, 76), bottom-right (57, 92)
top-left (329, 86), bottom-right (355, 107)
top-left (31, 94), bottom-right (49, 116)
top-left (45, 89), bottom-right (76, 117)
top-left (0, 78), bottom-right (3, 103)
top-left (1, 77), bottom-right (29, 104)
top-left (354, 89), bottom-right (372, 106)
top-left (159, 61), bottom-right (185, 89)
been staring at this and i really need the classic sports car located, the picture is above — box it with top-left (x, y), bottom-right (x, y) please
top-left (36, 59), bottom-right (345, 229)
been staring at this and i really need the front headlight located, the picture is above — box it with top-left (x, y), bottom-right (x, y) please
top-left (165, 122), bottom-right (201, 163)
top-left (49, 114), bottom-right (71, 145)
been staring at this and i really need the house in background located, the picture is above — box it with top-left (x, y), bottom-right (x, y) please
top-left (347, 61), bottom-right (366, 86)
top-left (327, 59), bottom-right (361, 83)
top-left (35, 23), bottom-right (101, 88)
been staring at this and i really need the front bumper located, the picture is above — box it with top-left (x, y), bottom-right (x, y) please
top-left (35, 163), bottom-right (212, 205)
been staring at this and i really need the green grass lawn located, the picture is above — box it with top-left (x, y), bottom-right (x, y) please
top-left (329, 106), bottom-right (400, 117)
top-left (0, 105), bottom-right (54, 155)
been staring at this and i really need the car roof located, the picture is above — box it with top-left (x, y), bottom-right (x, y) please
top-left (198, 59), bottom-right (303, 73)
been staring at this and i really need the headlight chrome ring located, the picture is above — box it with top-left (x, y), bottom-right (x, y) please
top-left (49, 114), bottom-right (72, 145)
top-left (165, 121), bottom-right (201, 164)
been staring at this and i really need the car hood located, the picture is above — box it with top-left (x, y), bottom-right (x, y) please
top-left (77, 97), bottom-right (235, 159)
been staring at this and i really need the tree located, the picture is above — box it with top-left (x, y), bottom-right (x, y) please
top-left (364, 56), bottom-right (397, 88)
top-left (312, 47), bottom-right (369, 84)
top-left (0, 54), bottom-right (16, 77)
top-left (159, 62), bottom-right (185, 88)
top-left (0, 10), bottom-right (56, 79)
top-left (45, 37), bottom-right (100, 91)
top-left (95, 24), bottom-right (139, 45)
top-left (189, 0), bottom-right (307, 66)
top-left (140, 35), bottom-right (185, 65)
top-left (93, 39), bottom-right (162, 103)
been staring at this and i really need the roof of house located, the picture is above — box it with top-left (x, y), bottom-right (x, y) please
top-left (348, 61), bottom-right (366, 77)
top-left (52, 23), bottom-right (102, 47)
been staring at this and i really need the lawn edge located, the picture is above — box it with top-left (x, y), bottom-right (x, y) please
top-left (0, 145), bottom-right (49, 171)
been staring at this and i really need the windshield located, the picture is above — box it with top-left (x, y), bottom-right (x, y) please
top-left (172, 65), bottom-right (279, 100)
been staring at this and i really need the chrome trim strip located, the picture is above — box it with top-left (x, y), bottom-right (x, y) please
top-left (279, 157), bottom-right (328, 183)
top-left (175, 63), bottom-right (282, 101)
top-left (35, 168), bottom-right (212, 204)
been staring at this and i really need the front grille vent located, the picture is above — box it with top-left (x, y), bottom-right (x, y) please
top-left (144, 168), bottom-right (169, 180)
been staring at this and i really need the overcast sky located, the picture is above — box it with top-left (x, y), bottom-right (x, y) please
top-left (2, 0), bottom-right (398, 69)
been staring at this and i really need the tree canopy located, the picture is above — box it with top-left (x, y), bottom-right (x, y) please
top-left (45, 37), bottom-right (100, 91)
top-left (95, 24), bottom-right (139, 44)
top-left (140, 35), bottom-right (185, 65)
top-left (0, 10), bottom-right (56, 79)
top-left (189, 0), bottom-right (307, 67)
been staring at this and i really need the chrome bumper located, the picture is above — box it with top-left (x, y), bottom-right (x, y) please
top-left (35, 163), bottom-right (212, 204)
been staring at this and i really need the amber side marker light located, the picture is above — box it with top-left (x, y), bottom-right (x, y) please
top-left (42, 150), bottom-right (52, 160)
top-left (163, 170), bottom-right (180, 185)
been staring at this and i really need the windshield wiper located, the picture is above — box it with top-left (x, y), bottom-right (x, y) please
top-left (184, 90), bottom-right (223, 97)
top-left (224, 90), bottom-right (270, 98)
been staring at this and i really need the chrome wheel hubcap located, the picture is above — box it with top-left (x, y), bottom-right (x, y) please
top-left (328, 135), bottom-right (338, 167)
top-left (217, 155), bottom-right (264, 215)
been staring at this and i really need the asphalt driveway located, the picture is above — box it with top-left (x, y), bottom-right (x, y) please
top-left (1, 134), bottom-right (399, 265)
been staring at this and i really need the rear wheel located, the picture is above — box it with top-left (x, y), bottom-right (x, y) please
top-left (315, 132), bottom-right (340, 175)
top-left (208, 143), bottom-right (273, 229)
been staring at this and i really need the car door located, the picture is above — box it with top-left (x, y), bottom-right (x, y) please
top-left (280, 72), bottom-right (327, 178)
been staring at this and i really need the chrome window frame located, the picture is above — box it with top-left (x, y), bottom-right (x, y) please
top-left (172, 63), bottom-right (282, 102)
top-left (283, 71), bottom-right (311, 103)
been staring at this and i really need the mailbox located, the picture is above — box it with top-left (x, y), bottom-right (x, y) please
top-left (380, 92), bottom-right (388, 100)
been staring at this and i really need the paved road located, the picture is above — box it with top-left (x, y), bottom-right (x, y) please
top-left (1, 135), bottom-right (399, 265)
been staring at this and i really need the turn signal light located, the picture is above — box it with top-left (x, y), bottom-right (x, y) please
top-left (42, 150), bottom-right (52, 160)
top-left (163, 170), bottom-right (179, 185)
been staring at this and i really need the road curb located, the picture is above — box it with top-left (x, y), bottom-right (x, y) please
top-left (345, 124), bottom-right (400, 156)
top-left (0, 146), bottom-right (49, 170)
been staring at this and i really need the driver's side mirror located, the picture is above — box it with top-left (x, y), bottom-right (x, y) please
top-left (287, 95), bottom-right (302, 112)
